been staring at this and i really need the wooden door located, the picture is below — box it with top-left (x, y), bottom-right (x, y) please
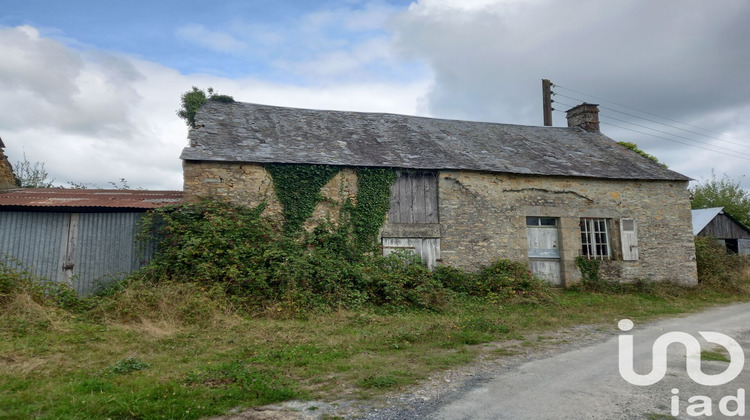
top-left (526, 217), bottom-right (561, 285)
top-left (382, 237), bottom-right (440, 270)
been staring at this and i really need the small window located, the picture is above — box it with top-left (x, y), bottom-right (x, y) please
top-left (580, 218), bottom-right (610, 259)
top-left (527, 217), bottom-right (557, 227)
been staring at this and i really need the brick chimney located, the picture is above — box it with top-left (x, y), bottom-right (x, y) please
top-left (566, 103), bottom-right (600, 133)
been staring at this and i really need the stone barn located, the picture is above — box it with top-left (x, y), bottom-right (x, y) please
top-left (180, 101), bottom-right (698, 286)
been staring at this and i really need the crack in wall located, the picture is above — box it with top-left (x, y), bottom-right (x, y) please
top-left (503, 188), bottom-right (594, 203)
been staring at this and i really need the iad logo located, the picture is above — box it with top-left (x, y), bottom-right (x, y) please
top-left (618, 319), bottom-right (744, 386)
top-left (618, 319), bottom-right (746, 417)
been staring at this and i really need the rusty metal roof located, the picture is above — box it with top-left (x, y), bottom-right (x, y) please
top-left (0, 189), bottom-right (183, 209)
top-left (181, 101), bottom-right (690, 182)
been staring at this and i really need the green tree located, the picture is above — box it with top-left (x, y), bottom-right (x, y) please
top-left (14, 152), bottom-right (55, 188)
top-left (176, 86), bottom-right (234, 128)
top-left (691, 171), bottom-right (750, 226)
top-left (616, 142), bottom-right (666, 167)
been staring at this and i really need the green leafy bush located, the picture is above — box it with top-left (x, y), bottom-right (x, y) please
top-left (436, 259), bottom-right (550, 302)
top-left (139, 200), bottom-right (281, 299)
top-left (135, 199), bottom-right (553, 312)
top-left (695, 236), bottom-right (749, 292)
top-left (358, 251), bottom-right (449, 310)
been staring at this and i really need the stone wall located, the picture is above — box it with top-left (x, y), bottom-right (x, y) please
top-left (437, 171), bottom-right (697, 285)
top-left (183, 161), bottom-right (357, 229)
top-left (183, 160), bottom-right (698, 285)
top-left (0, 148), bottom-right (15, 189)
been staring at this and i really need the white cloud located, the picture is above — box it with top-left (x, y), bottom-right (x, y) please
top-left (0, 25), bottom-right (429, 190)
top-left (176, 24), bottom-right (247, 53)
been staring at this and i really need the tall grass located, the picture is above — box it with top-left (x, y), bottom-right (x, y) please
top-left (2, 203), bottom-right (750, 419)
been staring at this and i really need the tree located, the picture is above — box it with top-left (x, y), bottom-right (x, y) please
top-left (690, 171), bottom-right (750, 226)
top-left (14, 152), bottom-right (55, 188)
top-left (176, 86), bottom-right (234, 128)
top-left (616, 142), bottom-right (666, 167)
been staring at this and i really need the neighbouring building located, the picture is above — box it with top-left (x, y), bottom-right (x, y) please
top-left (0, 137), bottom-right (16, 189)
top-left (180, 101), bottom-right (698, 286)
top-left (0, 188), bottom-right (183, 295)
top-left (692, 207), bottom-right (750, 256)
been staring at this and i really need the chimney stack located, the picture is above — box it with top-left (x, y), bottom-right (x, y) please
top-left (566, 103), bottom-right (600, 133)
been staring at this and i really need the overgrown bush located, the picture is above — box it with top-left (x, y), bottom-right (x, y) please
top-left (138, 200), bottom-right (283, 300)
top-left (435, 259), bottom-right (550, 303)
top-left (133, 199), bottom-right (551, 313)
top-left (359, 251), bottom-right (449, 310)
top-left (694, 236), bottom-right (750, 292)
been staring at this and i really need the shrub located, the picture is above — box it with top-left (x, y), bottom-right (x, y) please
top-left (135, 200), bottom-right (556, 313)
top-left (358, 251), bottom-right (449, 311)
top-left (694, 236), bottom-right (749, 292)
top-left (138, 200), bottom-right (283, 300)
top-left (473, 259), bottom-right (550, 302)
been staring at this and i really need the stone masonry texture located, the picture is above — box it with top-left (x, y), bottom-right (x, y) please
top-left (0, 149), bottom-right (15, 190)
top-left (437, 171), bottom-right (697, 285)
top-left (183, 161), bottom-right (698, 286)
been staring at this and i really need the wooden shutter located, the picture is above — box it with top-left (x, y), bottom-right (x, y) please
top-left (388, 172), bottom-right (438, 224)
top-left (620, 218), bottom-right (639, 261)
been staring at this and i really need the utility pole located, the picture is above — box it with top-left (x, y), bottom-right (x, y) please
top-left (542, 79), bottom-right (553, 126)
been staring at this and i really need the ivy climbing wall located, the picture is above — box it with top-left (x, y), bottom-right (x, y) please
top-left (182, 161), bottom-right (393, 245)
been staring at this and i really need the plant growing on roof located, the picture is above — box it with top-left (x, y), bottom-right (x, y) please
top-left (176, 86), bottom-right (234, 128)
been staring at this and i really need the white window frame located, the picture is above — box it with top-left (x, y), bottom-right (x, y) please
top-left (580, 218), bottom-right (611, 260)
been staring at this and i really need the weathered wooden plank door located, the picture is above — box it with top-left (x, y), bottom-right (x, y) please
top-left (526, 217), bottom-right (561, 285)
top-left (620, 218), bottom-right (639, 261)
top-left (382, 237), bottom-right (440, 270)
top-left (388, 171), bottom-right (439, 224)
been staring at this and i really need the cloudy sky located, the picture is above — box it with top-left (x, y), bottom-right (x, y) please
top-left (1, 0), bottom-right (749, 190)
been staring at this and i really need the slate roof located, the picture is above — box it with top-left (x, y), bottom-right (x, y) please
top-left (181, 101), bottom-right (690, 181)
top-left (0, 189), bottom-right (183, 210)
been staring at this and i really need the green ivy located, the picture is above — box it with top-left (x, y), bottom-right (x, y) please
top-left (348, 168), bottom-right (397, 251)
top-left (265, 164), bottom-right (395, 249)
top-left (575, 256), bottom-right (601, 286)
top-left (266, 164), bottom-right (340, 235)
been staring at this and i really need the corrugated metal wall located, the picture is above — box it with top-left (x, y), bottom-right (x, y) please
top-left (0, 211), bottom-right (156, 295)
top-left (0, 212), bottom-right (68, 282)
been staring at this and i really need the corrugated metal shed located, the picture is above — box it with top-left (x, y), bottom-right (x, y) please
top-left (0, 189), bottom-right (182, 295)
top-left (182, 101), bottom-right (690, 182)
top-left (0, 188), bottom-right (182, 209)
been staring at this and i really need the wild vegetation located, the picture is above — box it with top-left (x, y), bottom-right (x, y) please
top-left (690, 171), bottom-right (750, 226)
top-left (2, 198), bottom-right (749, 419)
top-left (176, 86), bottom-right (235, 128)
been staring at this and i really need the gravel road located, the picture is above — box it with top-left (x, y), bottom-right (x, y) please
top-left (212, 302), bottom-right (750, 420)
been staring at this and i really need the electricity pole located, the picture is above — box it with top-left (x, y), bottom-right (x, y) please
top-left (542, 79), bottom-right (553, 126)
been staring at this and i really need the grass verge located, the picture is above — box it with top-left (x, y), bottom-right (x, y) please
top-left (1, 279), bottom-right (749, 419)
